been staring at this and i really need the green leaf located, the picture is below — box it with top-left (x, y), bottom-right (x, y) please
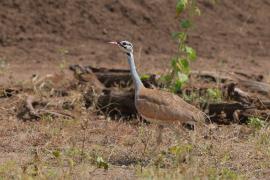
top-left (207, 88), bottom-right (222, 102)
top-left (171, 57), bottom-right (179, 71)
top-left (172, 79), bottom-right (183, 93)
top-left (140, 74), bottom-right (150, 81)
top-left (178, 32), bottom-right (187, 42)
top-left (247, 117), bottom-right (264, 130)
top-left (169, 145), bottom-right (180, 155)
top-left (189, 1), bottom-right (201, 16)
top-left (181, 19), bottom-right (192, 29)
top-left (171, 73), bottom-right (189, 92)
top-left (52, 150), bottom-right (61, 158)
top-left (177, 72), bottom-right (189, 83)
top-left (169, 144), bottom-right (193, 155)
top-left (160, 74), bottom-right (171, 82)
top-left (185, 46), bottom-right (197, 61)
top-left (171, 57), bottom-right (190, 74)
top-left (172, 32), bottom-right (187, 42)
top-left (159, 74), bottom-right (173, 85)
top-left (96, 156), bottom-right (109, 170)
top-left (179, 58), bottom-right (190, 74)
top-left (176, 0), bottom-right (188, 15)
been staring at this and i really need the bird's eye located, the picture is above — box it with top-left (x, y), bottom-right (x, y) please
top-left (122, 42), bottom-right (127, 46)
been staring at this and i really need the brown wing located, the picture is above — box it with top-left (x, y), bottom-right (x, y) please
top-left (136, 88), bottom-right (204, 124)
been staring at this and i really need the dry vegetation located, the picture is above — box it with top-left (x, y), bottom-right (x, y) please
top-left (0, 66), bottom-right (270, 179)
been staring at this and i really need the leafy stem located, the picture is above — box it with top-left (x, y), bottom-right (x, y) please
top-left (161, 0), bottom-right (200, 93)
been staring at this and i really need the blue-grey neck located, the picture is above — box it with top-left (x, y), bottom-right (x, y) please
top-left (127, 52), bottom-right (144, 93)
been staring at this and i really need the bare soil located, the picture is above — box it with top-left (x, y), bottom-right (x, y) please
top-left (0, 0), bottom-right (270, 179)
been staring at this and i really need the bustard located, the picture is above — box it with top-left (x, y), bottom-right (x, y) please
top-left (109, 40), bottom-right (205, 144)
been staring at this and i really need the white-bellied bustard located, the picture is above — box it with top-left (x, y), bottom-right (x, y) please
top-left (109, 40), bottom-right (205, 144)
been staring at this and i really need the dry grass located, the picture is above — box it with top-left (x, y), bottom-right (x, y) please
top-left (0, 76), bottom-right (270, 179)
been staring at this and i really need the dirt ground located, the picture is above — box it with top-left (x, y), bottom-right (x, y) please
top-left (0, 0), bottom-right (269, 81)
top-left (0, 0), bottom-right (270, 179)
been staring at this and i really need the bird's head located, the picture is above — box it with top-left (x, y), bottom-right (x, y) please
top-left (109, 40), bottom-right (133, 54)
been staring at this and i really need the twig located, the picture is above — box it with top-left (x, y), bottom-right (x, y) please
top-left (26, 96), bottom-right (40, 118)
top-left (39, 109), bottom-right (75, 119)
top-left (24, 95), bottom-right (74, 120)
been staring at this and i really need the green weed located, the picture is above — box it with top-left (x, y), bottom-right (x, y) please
top-left (206, 88), bottom-right (223, 102)
top-left (206, 167), bottom-right (243, 180)
top-left (96, 156), bottom-right (109, 170)
top-left (140, 74), bottom-right (151, 81)
top-left (0, 161), bottom-right (21, 179)
top-left (248, 117), bottom-right (264, 130)
top-left (220, 168), bottom-right (242, 180)
top-left (160, 0), bottom-right (201, 93)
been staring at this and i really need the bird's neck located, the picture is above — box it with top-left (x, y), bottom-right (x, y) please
top-left (127, 52), bottom-right (144, 93)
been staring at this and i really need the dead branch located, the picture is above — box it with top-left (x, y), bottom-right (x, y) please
top-left (26, 96), bottom-right (39, 117)
top-left (236, 77), bottom-right (270, 96)
top-left (39, 109), bottom-right (75, 119)
top-left (17, 95), bottom-right (75, 120)
top-left (191, 70), bottom-right (234, 83)
top-left (192, 70), bottom-right (270, 96)
top-left (208, 102), bottom-right (247, 117)
top-left (84, 89), bottom-right (136, 118)
top-left (70, 65), bottom-right (159, 88)
top-left (69, 64), bottom-right (105, 92)
top-left (225, 83), bottom-right (252, 104)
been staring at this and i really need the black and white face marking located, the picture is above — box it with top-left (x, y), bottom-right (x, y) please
top-left (117, 40), bottom-right (133, 53)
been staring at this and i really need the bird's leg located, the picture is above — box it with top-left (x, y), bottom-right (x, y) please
top-left (156, 125), bottom-right (164, 146)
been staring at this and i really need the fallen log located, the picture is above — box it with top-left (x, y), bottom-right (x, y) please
top-left (70, 65), bottom-right (159, 88)
top-left (225, 83), bottom-right (252, 104)
top-left (233, 71), bottom-right (264, 81)
top-left (208, 102), bottom-right (246, 117)
top-left (73, 65), bottom-right (270, 95)
top-left (236, 78), bottom-right (270, 96)
top-left (260, 101), bottom-right (270, 109)
top-left (84, 89), bottom-right (136, 118)
top-left (206, 102), bottom-right (262, 124)
top-left (85, 65), bottom-right (132, 87)
top-left (69, 64), bottom-right (104, 93)
top-left (191, 70), bottom-right (233, 83)
top-left (241, 109), bottom-right (270, 122)
top-left (192, 70), bottom-right (270, 96)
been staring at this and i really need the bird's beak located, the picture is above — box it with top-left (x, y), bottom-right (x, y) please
top-left (108, 41), bottom-right (118, 45)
